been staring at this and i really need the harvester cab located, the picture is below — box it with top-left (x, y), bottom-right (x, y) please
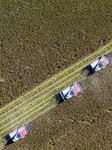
top-left (84, 54), bottom-right (112, 76)
top-left (56, 81), bottom-right (85, 104)
top-left (4, 124), bottom-right (32, 146)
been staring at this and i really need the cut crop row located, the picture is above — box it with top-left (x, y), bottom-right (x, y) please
top-left (0, 71), bottom-right (79, 120)
top-left (0, 99), bottom-right (56, 137)
top-left (1, 42), bottom-right (112, 117)
top-left (0, 72), bottom-right (85, 131)
top-left (0, 95), bottom-right (55, 130)
top-left (0, 72), bottom-right (86, 137)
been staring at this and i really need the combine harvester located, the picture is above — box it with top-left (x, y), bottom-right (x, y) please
top-left (3, 124), bottom-right (31, 148)
top-left (56, 81), bottom-right (85, 103)
top-left (56, 53), bottom-right (112, 103)
top-left (84, 54), bottom-right (112, 76)
top-left (0, 42), bottom-right (112, 149)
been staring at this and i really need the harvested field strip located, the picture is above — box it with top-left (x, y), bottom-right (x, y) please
top-left (0, 41), bottom-right (112, 116)
top-left (0, 72), bottom-right (82, 124)
top-left (0, 103), bottom-right (56, 149)
top-left (0, 72), bottom-right (85, 132)
top-left (0, 98), bottom-right (55, 133)
top-left (0, 70), bottom-right (81, 120)
top-left (0, 100), bottom-right (56, 137)
top-left (0, 42), bottom-right (112, 138)
top-left (0, 95), bottom-right (55, 130)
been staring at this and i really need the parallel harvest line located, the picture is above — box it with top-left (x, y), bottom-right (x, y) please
top-left (0, 42), bottom-right (112, 117)
top-left (0, 72), bottom-right (85, 132)
top-left (0, 72), bottom-right (86, 136)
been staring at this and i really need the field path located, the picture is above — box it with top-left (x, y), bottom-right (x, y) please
top-left (0, 42), bottom-right (112, 147)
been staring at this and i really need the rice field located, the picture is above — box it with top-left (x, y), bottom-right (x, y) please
top-left (1, 0), bottom-right (112, 149)
top-left (1, 41), bottom-right (112, 116)
top-left (0, 42), bottom-right (112, 148)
